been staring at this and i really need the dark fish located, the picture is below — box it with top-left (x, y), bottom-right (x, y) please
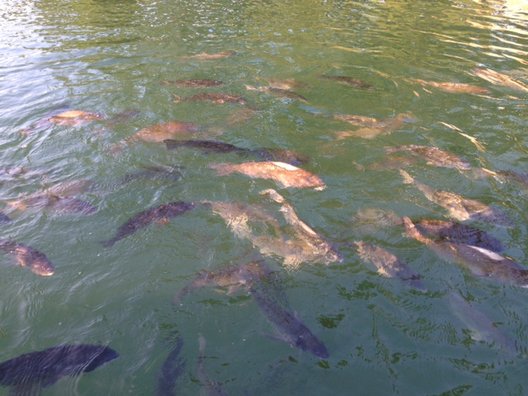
top-left (180, 93), bottom-right (247, 105)
top-left (164, 139), bottom-right (307, 166)
top-left (414, 219), bottom-right (503, 252)
top-left (0, 239), bottom-right (54, 276)
top-left (161, 79), bottom-right (223, 88)
top-left (197, 336), bottom-right (228, 396)
top-left (0, 212), bottom-right (11, 223)
top-left (385, 145), bottom-right (472, 171)
top-left (120, 165), bottom-right (183, 184)
top-left (101, 201), bottom-right (195, 247)
top-left (51, 197), bottom-right (97, 215)
top-left (321, 75), bottom-right (372, 89)
top-left (250, 283), bottom-right (329, 358)
top-left (354, 241), bottom-right (425, 290)
top-left (0, 344), bottom-right (118, 394)
top-left (157, 338), bottom-right (185, 396)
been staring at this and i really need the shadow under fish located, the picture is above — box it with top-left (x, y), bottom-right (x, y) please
top-left (157, 337), bottom-right (185, 396)
top-left (101, 201), bottom-right (195, 247)
top-left (0, 344), bottom-right (118, 395)
top-left (164, 139), bottom-right (307, 166)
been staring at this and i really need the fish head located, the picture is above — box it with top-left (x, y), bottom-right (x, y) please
top-left (28, 257), bottom-right (55, 277)
top-left (83, 346), bottom-right (119, 372)
top-left (295, 331), bottom-right (329, 359)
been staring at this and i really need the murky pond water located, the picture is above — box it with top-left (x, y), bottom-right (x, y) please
top-left (0, 0), bottom-right (527, 394)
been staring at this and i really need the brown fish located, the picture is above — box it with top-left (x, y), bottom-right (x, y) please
top-left (161, 79), bottom-right (223, 88)
top-left (7, 193), bottom-right (96, 215)
top-left (335, 113), bottom-right (413, 140)
top-left (403, 217), bottom-right (528, 287)
top-left (209, 161), bottom-right (325, 190)
top-left (472, 67), bottom-right (528, 92)
top-left (400, 170), bottom-right (510, 225)
top-left (175, 261), bottom-right (272, 304)
top-left (0, 239), bottom-right (54, 276)
top-left (177, 92), bottom-right (247, 105)
top-left (48, 110), bottom-right (103, 126)
top-left (354, 241), bottom-right (425, 290)
top-left (128, 121), bottom-right (201, 144)
top-left (411, 79), bottom-right (489, 95)
top-left (321, 75), bottom-right (372, 89)
top-left (101, 201), bottom-right (195, 247)
top-left (333, 114), bottom-right (380, 127)
top-left (183, 50), bottom-right (236, 60)
top-left (386, 145), bottom-right (472, 171)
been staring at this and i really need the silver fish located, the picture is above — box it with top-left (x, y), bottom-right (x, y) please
top-left (386, 145), bottom-right (472, 171)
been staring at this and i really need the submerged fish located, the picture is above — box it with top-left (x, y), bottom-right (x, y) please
top-left (335, 113), bottom-right (413, 140)
top-left (321, 75), bottom-right (372, 89)
top-left (0, 212), bottom-right (11, 223)
top-left (414, 219), bottom-right (503, 252)
top-left (120, 165), bottom-right (183, 184)
top-left (128, 121), bottom-right (201, 144)
top-left (0, 344), bottom-right (118, 394)
top-left (165, 139), bottom-right (307, 166)
top-left (403, 217), bottom-right (528, 287)
top-left (472, 67), bottom-right (528, 92)
top-left (196, 336), bottom-right (228, 396)
top-left (174, 261), bottom-right (272, 304)
top-left (157, 338), bottom-right (185, 396)
top-left (354, 241), bottom-right (425, 290)
top-left (386, 145), bottom-right (472, 171)
top-left (250, 281), bottom-right (329, 358)
top-left (0, 239), bottom-right (55, 276)
top-left (183, 50), bottom-right (236, 60)
top-left (48, 110), bottom-right (103, 126)
top-left (245, 85), bottom-right (308, 102)
top-left (7, 193), bottom-right (96, 215)
top-left (161, 79), bottom-right (223, 88)
top-left (177, 92), bottom-right (247, 105)
top-left (210, 161), bottom-right (325, 190)
top-left (400, 170), bottom-right (510, 225)
top-left (411, 79), bottom-right (489, 95)
top-left (448, 291), bottom-right (516, 355)
top-left (101, 201), bottom-right (195, 247)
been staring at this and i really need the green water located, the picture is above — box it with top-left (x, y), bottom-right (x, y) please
top-left (0, 0), bottom-right (527, 394)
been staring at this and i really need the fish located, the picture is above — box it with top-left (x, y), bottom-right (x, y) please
top-left (0, 344), bottom-right (118, 395)
top-left (157, 338), bottom-right (185, 396)
top-left (402, 217), bottom-right (528, 287)
top-left (0, 212), bottom-right (11, 223)
top-left (354, 241), bottom-right (425, 290)
top-left (321, 75), bottom-right (372, 89)
top-left (226, 108), bottom-right (258, 125)
top-left (128, 121), bottom-right (202, 144)
top-left (244, 85), bottom-right (308, 102)
top-left (48, 110), bottom-right (103, 126)
top-left (0, 239), bottom-right (55, 276)
top-left (411, 79), bottom-right (489, 94)
top-left (472, 67), bottom-right (528, 92)
top-left (400, 170), bottom-right (511, 225)
top-left (249, 281), bottom-right (329, 358)
top-left (183, 50), bottom-right (236, 60)
top-left (335, 113), bottom-right (413, 140)
top-left (177, 93), bottom-right (247, 105)
top-left (164, 139), bottom-right (307, 166)
top-left (161, 79), bottom-right (223, 88)
top-left (120, 165), bottom-right (183, 184)
top-left (448, 291), bottom-right (516, 355)
top-left (196, 336), bottom-right (228, 396)
top-left (265, 78), bottom-right (303, 91)
top-left (174, 261), bottom-right (272, 304)
top-left (101, 201), bottom-right (195, 247)
top-left (414, 219), bottom-right (503, 252)
top-left (209, 161), bottom-right (325, 190)
top-left (386, 145), bottom-right (472, 171)
top-left (7, 193), bottom-right (96, 215)
top-left (333, 114), bottom-right (380, 127)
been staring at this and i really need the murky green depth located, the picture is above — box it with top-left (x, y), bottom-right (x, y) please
top-left (0, 0), bottom-right (527, 394)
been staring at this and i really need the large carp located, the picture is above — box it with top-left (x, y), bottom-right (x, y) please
top-left (403, 217), bottom-right (528, 287)
top-left (0, 239), bottom-right (55, 276)
top-left (157, 338), bottom-right (185, 396)
top-left (411, 79), bottom-right (489, 94)
top-left (101, 201), bottom-right (195, 247)
top-left (335, 113), bottom-right (413, 140)
top-left (472, 67), bottom-right (528, 93)
top-left (386, 145), bottom-right (472, 171)
top-left (209, 161), bottom-right (325, 190)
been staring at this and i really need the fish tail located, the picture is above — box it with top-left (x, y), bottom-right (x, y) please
top-left (400, 169), bottom-right (414, 184)
top-left (100, 238), bottom-right (116, 248)
top-left (209, 163), bottom-right (233, 176)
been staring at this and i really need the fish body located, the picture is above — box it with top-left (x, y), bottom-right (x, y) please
top-left (336, 113), bottom-right (412, 140)
top-left (48, 110), bottom-right (103, 126)
top-left (400, 170), bottom-right (510, 225)
top-left (183, 93), bottom-right (247, 105)
top-left (157, 338), bottom-right (185, 396)
top-left (354, 241), bottom-right (425, 290)
top-left (333, 114), bottom-right (380, 127)
top-left (473, 67), bottom-right (528, 92)
top-left (184, 50), bottom-right (236, 60)
top-left (0, 239), bottom-right (54, 276)
top-left (321, 75), bottom-right (372, 89)
top-left (101, 201), bottom-right (195, 247)
top-left (412, 79), bottom-right (489, 94)
top-left (130, 121), bottom-right (201, 143)
top-left (161, 79), bottom-right (223, 88)
top-left (210, 161), bottom-right (325, 190)
top-left (403, 217), bottom-right (528, 286)
top-left (196, 336), bottom-right (228, 396)
top-left (0, 212), bottom-right (11, 223)
top-left (245, 85), bottom-right (307, 102)
top-left (250, 284), bottom-right (329, 358)
top-left (386, 145), bottom-right (471, 171)
top-left (7, 193), bottom-right (96, 215)
top-left (0, 344), bottom-right (118, 391)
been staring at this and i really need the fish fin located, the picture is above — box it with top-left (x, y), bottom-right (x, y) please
top-left (399, 169), bottom-right (414, 184)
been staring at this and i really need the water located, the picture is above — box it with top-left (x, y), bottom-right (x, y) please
top-left (0, 0), bottom-right (527, 394)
